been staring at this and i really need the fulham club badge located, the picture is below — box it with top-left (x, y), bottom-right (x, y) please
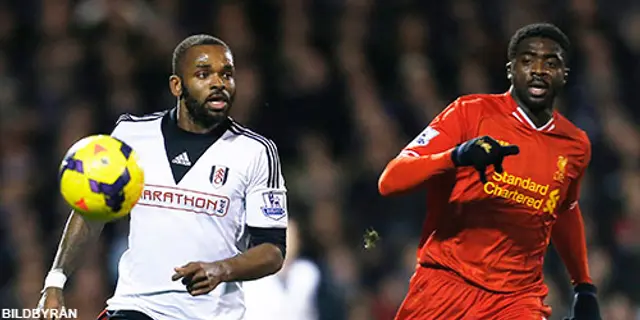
top-left (209, 165), bottom-right (229, 188)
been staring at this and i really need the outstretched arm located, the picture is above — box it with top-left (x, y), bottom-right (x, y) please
top-left (38, 211), bottom-right (105, 319)
top-left (379, 99), bottom-right (468, 196)
top-left (46, 211), bottom-right (105, 287)
top-left (378, 148), bottom-right (456, 195)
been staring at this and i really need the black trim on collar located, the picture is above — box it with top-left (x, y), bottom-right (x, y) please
top-left (161, 108), bottom-right (231, 184)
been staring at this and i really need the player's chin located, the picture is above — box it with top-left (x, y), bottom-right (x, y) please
top-left (201, 109), bottom-right (229, 123)
top-left (206, 111), bottom-right (230, 125)
top-left (524, 93), bottom-right (552, 107)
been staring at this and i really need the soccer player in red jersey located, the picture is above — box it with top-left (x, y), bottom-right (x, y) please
top-left (378, 23), bottom-right (601, 320)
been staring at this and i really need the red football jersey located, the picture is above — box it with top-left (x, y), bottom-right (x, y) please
top-left (379, 92), bottom-right (592, 293)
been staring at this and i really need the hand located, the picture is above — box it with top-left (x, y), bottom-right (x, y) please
top-left (36, 288), bottom-right (65, 320)
top-left (172, 261), bottom-right (232, 296)
top-left (564, 283), bottom-right (602, 320)
top-left (452, 135), bottom-right (520, 183)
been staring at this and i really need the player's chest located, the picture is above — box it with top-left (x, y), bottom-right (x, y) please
top-left (132, 138), bottom-right (249, 217)
top-left (470, 125), bottom-right (580, 216)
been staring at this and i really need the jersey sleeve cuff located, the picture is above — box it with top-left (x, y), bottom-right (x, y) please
top-left (402, 147), bottom-right (456, 169)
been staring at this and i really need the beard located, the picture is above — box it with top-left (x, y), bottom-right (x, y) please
top-left (181, 85), bottom-right (229, 129)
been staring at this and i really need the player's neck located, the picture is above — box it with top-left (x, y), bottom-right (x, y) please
top-left (510, 88), bottom-right (553, 128)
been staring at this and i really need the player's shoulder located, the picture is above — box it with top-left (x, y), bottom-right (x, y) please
top-left (553, 113), bottom-right (588, 140)
top-left (115, 110), bottom-right (168, 126)
top-left (227, 119), bottom-right (279, 156)
top-left (111, 111), bottom-right (167, 139)
top-left (553, 113), bottom-right (591, 155)
top-left (447, 93), bottom-right (510, 115)
top-left (454, 93), bottom-right (505, 105)
top-left (427, 93), bottom-right (506, 127)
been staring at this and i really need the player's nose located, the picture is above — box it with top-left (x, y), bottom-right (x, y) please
top-left (529, 60), bottom-right (549, 77)
top-left (209, 74), bottom-right (226, 90)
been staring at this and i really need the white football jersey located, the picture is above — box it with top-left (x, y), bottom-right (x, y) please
top-left (105, 109), bottom-right (288, 320)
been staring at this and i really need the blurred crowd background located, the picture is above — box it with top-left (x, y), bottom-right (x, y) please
top-left (1, 0), bottom-right (639, 319)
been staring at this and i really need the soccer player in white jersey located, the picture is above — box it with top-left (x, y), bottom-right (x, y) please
top-left (37, 35), bottom-right (288, 320)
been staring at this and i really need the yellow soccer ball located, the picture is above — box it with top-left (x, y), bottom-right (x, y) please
top-left (59, 135), bottom-right (145, 222)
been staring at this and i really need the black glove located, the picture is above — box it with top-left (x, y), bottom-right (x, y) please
top-left (564, 283), bottom-right (602, 320)
top-left (451, 136), bottom-right (520, 183)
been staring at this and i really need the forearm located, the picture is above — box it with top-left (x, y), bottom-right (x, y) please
top-left (551, 206), bottom-right (591, 285)
top-left (218, 243), bottom-right (284, 282)
top-left (378, 148), bottom-right (456, 196)
top-left (49, 211), bottom-right (105, 275)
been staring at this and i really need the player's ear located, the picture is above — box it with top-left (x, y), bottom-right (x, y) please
top-left (169, 75), bottom-right (182, 98)
top-left (563, 67), bottom-right (570, 84)
top-left (506, 62), bottom-right (513, 80)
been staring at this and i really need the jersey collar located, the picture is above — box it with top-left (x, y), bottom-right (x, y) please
top-left (505, 91), bottom-right (555, 132)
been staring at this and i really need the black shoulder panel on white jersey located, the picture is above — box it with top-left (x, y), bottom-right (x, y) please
top-left (115, 111), bottom-right (168, 126)
top-left (228, 121), bottom-right (281, 189)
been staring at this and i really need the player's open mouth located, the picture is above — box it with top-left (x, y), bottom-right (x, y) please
top-left (205, 94), bottom-right (229, 111)
top-left (527, 81), bottom-right (548, 97)
top-left (206, 100), bottom-right (227, 110)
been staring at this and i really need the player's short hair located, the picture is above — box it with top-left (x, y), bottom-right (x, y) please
top-left (172, 34), bottom-right (230, 76)
top-left (507, 23), bottom-right (570, 61)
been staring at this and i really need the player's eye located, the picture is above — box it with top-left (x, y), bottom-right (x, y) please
top-left (545, 60), bottom-right (558, 68)
top-left (222, 72), bottom-right (233, 79)
top-left (196, 71), bottom-right (209, 79)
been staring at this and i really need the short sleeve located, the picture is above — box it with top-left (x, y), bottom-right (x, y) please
top-left (245, 142), bottom-right (288, 229)
top-left (400, 98), bottom-right (469, 158)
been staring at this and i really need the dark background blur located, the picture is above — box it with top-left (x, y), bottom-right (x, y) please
top-left (1, 0), bottom-right (639, 319)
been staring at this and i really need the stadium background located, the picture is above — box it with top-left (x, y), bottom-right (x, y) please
top-left (1, 0), bottom-right (639, 319)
